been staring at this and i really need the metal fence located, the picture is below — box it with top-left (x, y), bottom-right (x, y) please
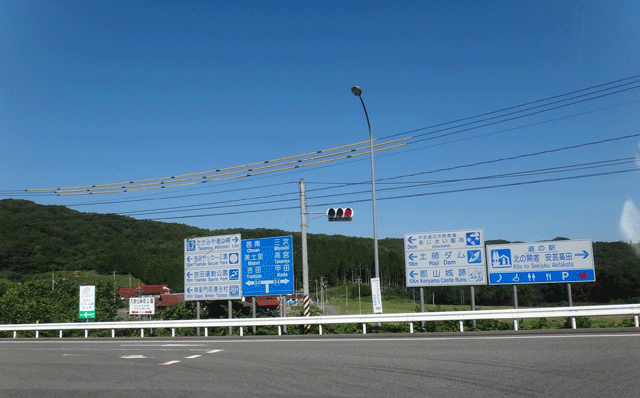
top-left (1, 304), bottom-right (639, 338)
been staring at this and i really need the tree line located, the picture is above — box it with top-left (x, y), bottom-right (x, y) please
top-left (1, 198), bottom-right (640, 307)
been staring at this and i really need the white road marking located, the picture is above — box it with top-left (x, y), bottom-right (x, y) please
top-left (185, 355), bottom-right (201, 359)
top-left (207, 349), bottom-right (222, 354)
top-left (159, 360), bottom-right (181, 366)
top-left (121, 355), bottom-right (147, 359)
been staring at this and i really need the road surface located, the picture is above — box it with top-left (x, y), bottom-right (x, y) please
top-left (1, 329), bottom-right (638, 397)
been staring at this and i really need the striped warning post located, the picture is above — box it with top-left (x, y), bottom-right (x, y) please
top-left (303, 294), bottom-right (310, 334)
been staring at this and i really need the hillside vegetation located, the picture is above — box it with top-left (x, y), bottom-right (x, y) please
top-left (1, 198), bottom-right (640, 306)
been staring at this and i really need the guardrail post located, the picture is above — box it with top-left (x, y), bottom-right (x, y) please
top-left (204, 327), bottom-right (208, 337)
top-left (459, 321), bottom-right (464, 332)
top-left (513, 319), bottom-right (519, 331)
top-left (111, 329), bottom-right (115, 338)
top-left (60, 330), bottom-right (63, 338)
top-left (85, 330), bottom-right (88, 338)
top-left (172, 328), bottom-right (175, 337)
top-left (240, 327), bottom-right (243, 337)
top-left (571, 317), bottom-right (577, 329)
top-left (634, 315), bottom-right (639, 327)
top-left (410, 322), bottom-right (414, 334)
top-left (278, 326), bottom-right (282, 336)
top-left (36, 331), bottom-right (39, 339)
top-left (362, 324), bottom-right (367, 334)
top-left (319, 325), bottom-right (323, 335)
top-left (141, 329), bottom-right (144, 338)
top-left (13, 331), bottom-right (16, 338)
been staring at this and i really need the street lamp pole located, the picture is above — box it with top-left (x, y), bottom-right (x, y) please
top-left (351, 86), bottom-right (380, 282)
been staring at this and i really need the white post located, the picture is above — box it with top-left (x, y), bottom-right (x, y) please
top-left (172, 328), bottom-right (175, 337)
top-left (513, 319), bottom-right (519, 331)
top-left (204, 328), bottom-right (208, 337)
top-left (60, 330), bottom-right (63, 338)
top-left (319, 325), bottom-right (323, 335)
top-left (409, 323), bottom-right (414, 334)
top-left (635, 315), bottom-right (639, 328)
top-left (571, 317), bottom-right (577, 329)
top-left (36, 331), bottom-right (39, 339)
top-left (85, 330), bottom-right (88, 338)
top-left (111, 329), bottom-right (115, 338)
top-left (13, 331), bottom-right (16, 338)
top-left (141, 329), bottom-right (144, 337)
top-left (459, 321), bottom-right (464, 332)
top-left (362, 324), bottom-right (367, 334)
top-left (240, 327), bottom-right (243, 336)
top-left (278, 326), bottom-right (282, 336)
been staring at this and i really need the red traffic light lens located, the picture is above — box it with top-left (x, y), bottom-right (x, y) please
top-left (343, 208), bottom-right (353, 218)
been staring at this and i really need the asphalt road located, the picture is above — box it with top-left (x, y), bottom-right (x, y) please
top-left (1, 329), bottom-right (639, 398)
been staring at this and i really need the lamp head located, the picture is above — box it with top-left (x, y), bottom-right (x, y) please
top-left (351, 86), bottom-right (362, 96)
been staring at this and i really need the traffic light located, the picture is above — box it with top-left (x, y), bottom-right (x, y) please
top-left (327, 208), bottom-right (353, 221)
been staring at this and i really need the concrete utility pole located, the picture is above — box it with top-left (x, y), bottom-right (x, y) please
top-left (299, 179), bottom-right (311, 332)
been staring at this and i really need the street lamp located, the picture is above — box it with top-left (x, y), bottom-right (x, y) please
top-left (351, 86), bottom-right (380, 283)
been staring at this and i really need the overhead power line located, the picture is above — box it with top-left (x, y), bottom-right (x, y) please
top-left (23, 137), bottom-right (410, 196)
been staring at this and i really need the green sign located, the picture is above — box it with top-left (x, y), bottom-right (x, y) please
top-left (78, 311), bottom-right (95, 319)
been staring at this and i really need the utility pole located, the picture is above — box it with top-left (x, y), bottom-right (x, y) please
top-left (51, 272), bottom-right (55, 291)
top-left (299, 178), bottom-right (311, 333)
top-left (356, 277), bottom-right (362, 314)
top-left (320, 276), bottom-right (325, 314)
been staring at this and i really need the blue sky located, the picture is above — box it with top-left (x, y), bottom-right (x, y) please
top-left (1, 0), bottom-right (640, 244)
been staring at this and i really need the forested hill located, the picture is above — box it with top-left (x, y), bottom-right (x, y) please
top-left (0, 199), bottom-right (400, 290)
top-left (2, 198), bottom-right (640, 305)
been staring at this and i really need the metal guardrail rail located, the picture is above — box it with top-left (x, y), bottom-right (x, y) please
top-left (1, 304), bottom-right (639, 338)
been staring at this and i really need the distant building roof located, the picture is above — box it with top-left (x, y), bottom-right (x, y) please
top-left (117, 284), bottom-right (172, 297)
top-left (255, 297), bottom-right (280, 309)
top-left (156, 293), bottom-right (185, 308)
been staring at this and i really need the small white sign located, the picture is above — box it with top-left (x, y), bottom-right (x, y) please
top-left (79, 285), bottom-right (95, 312)
top-left (129, 297), bottom-right (156, 315)
top-left (371, 277), bottom-right (383, 314)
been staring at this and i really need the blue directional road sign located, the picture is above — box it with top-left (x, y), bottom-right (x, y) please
top-left (487, 239), bottom-right (595, 285)
top-left (242, 236), bottom-right (294, 296)
top-left (404, 229), bottom-right (486, 287)
top-left (184, 234), bottom-right (242, 300)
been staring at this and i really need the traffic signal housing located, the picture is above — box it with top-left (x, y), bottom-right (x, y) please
top-left (327, 207), bottom-right (353, 221)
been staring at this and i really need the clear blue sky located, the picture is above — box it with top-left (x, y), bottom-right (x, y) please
top-left (2, 0), bottom-right (639, 244)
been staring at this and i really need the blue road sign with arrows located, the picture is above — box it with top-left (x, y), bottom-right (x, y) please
top-left (487, 239), bottom-right (595, 285)
top-left (404, 229), bottom-right (486, 287)
top-left (242, 236), bottom-right (294, 296)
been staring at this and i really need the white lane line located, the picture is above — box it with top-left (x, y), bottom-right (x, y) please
top-left (121, 355), bottom-right (147, 359)
top-left (159, 360), bottom-right (181, 366)
top-left (185, 355), bottom-right (201, 359)
top-left (207, 349), bottom-right (222, 354)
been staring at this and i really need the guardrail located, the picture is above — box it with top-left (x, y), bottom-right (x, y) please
top-left (1, 304), bottom-right (639, 338)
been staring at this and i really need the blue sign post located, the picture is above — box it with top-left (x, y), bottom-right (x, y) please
top-left (241, 236), bottom-right (294, 296)
top-left (487, 240), bottom-right (595, 285)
